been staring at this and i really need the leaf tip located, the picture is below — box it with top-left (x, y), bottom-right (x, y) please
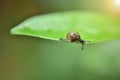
top-left (10, 27), bottom-right (17, 35)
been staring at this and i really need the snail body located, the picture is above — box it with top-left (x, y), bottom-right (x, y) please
top-left (60, 32), bottom-right (90, 50)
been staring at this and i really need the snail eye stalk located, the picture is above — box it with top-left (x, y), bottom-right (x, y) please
top-left (79, 40), bottom-right (91, 50)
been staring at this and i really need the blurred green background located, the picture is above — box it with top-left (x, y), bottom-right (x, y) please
top-left (1, 0), bottom-right (120, 80)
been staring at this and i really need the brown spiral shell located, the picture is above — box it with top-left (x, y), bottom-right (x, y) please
top-left (67, 32), bottom-right (81, 42)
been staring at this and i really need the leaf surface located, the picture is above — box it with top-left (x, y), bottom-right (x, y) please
top-left (10, 11), bottom-right (120, 43)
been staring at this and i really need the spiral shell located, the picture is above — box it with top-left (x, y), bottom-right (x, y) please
top-left (67, 32), bottom-right (81, 42)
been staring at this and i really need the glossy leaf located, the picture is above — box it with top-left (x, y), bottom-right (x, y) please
top-left (10, 11), bottom-right (120, 43)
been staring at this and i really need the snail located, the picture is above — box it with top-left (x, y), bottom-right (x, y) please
top-left (60, 32), bottom-right (90, 50)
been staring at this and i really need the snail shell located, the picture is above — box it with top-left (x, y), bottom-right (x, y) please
top-left (67, 32), bottom-right (81, 42)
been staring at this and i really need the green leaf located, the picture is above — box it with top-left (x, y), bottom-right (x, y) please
top-left (10, 11), bottom-right (120, 43)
